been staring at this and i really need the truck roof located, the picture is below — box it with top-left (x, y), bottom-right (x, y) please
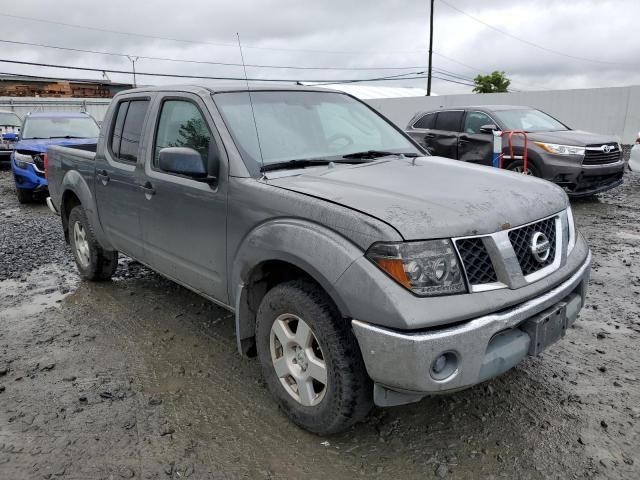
top-left (115, 83), bottom-right (337, 97)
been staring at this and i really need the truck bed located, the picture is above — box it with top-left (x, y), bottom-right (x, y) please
top-left (46, 144), bottom-right (97, 213)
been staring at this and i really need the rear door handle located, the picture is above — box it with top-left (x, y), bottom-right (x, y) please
top-left (140, 181), bottom-right (156, 196)
top-left (97, 169), bottom-right (110, 184)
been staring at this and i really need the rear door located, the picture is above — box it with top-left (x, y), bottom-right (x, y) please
top-left (139, 93), bottom-right (229, 303)
top-left (94, 96), bottom-right (151, 261)
top-left (407, 112), bottom-right (437, 153)
top-left (430, 110), bottom-right (464, 159)
top-left (458, 110), bottom-right (496, 166)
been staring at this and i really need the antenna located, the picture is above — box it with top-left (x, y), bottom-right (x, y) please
top-left (236, 32), bottom-right (265, 171)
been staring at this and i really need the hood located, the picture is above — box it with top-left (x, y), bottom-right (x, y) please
top-left (16, 137), bottom-right (97, 153)
top-left (527, 129), bottom-right (617, 146)
top-left (266, 157), bottom-right (568, 240)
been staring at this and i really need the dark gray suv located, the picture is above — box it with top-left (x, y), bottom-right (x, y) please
top-left (406, 105), bottom-right (625, 197)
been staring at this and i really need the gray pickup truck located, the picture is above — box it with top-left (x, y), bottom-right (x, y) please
top-left (46, 85), bottom-right (591, 434)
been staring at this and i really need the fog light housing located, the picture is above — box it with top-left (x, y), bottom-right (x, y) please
top-left (430, 352), bottom-right (458, 381)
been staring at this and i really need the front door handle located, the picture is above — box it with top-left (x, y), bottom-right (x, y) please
top-left (424, 133), bottom-right (436, 139)
top-left (140, 181), bottom-right (155, 196)
top-left (97, 169), bottom-right (110, 185)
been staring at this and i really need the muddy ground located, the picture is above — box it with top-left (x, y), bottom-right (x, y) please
top-left (0, 168), bottom-right (639, 480)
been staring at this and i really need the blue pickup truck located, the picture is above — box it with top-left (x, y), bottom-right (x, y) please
top-left (11, 111), bottom-right (99, 203)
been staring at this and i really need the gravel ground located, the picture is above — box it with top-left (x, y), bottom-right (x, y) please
top-left (0, 168), bottom-right (639, 479)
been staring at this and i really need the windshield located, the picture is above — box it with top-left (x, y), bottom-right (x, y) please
top-left (22, 116), bottom-right (99, 139)
top-left (214, 90), bottom-right (421, 174)
top-left (493, 109), bottom-right (568, 133)
top-left (0, 112), bottom-right (21, 126)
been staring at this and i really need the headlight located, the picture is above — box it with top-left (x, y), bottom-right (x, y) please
top-left (566, 206), bottom-right (576, 255)
top-left (14, 152), bottom-right (35, 169)
top-left (534, 142), bottom-right (585, 156)
top-left (366, 239), bottom-right (466, 296)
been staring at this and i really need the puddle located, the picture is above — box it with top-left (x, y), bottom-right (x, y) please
top-left (616, 230), bottom-right (640, 241)
top-left (0, 263), bottom-right (79, 318)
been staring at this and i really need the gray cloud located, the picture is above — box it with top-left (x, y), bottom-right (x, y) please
top-left (1, 0), bottom-right (639, 93)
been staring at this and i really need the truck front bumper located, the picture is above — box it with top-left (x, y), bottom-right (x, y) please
top-left (352, 250), bottom-right (591, 406)
top-left (11, 158), bottom-right (48, 191)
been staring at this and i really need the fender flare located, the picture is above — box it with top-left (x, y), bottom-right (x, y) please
top-left (60, 170), bottom-right (114, 250)
top-left (230, 218), bottom-right (365, 354)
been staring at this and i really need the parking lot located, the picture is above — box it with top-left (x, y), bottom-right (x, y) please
top-left (0, 167), bottom-right (639, 479)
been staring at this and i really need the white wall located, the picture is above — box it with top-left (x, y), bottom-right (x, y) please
top-left (365, 85), bottom-right (640, 144)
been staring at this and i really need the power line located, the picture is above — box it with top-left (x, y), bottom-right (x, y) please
top-left (0, 12), bottom-right (426, 56)
top-left (0, 57), bottom-right (431, 83)
top-left (0, 61), bottom-right (482, 89)
top-left (438, 0), bottom-right (632, 67)
top-left (0, 38), bottom-right (429, 72)
top-left (0, 37), bottom-right (484, 87)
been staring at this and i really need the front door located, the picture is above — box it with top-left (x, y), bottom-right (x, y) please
top-left (458, 110), bottom-right (495, 167)
top-left (95, 97), bottom-right (151, 261)
top-left (139, 94), bottom-right (228, 303)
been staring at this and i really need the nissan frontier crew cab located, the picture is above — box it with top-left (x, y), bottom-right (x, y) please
top-left (46, 85), bottom-right (591, 435)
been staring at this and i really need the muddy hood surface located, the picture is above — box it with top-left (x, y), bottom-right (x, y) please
top-left (267, 156), bottom-right (568, 239)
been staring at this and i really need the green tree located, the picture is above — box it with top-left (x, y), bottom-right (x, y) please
top-left (172, 118), bottom-right (210, 158)
top-left (472, 71), bottom-right (511, 93)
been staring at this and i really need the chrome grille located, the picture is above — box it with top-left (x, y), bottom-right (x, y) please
top-left (508, 217), bottom-right (556, 276)
top-left (455, 237), bottom-right (498, 285)
top-left (583, 144), bottom-right (621, 165)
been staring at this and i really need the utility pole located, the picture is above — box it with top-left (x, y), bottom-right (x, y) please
top-left (427, 0), bottom-right (434, 96)
top-left (127, 55), bottom-right (139, 87)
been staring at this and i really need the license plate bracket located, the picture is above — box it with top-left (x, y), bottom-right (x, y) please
top-left (520, 302), bottom-right (568, 356)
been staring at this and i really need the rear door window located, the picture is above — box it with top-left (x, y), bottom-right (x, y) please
top-left (110, 101), bottom-right (129, 159)
top-left (434, 111), bottom-right (464, 132)
top-left (413, 112), bottom-right (435, 129)
top-left (110, 99), bottom-right (150, 163)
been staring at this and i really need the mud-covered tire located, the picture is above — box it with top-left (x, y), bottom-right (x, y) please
top-left (16, 188), bottom-right (33, 204)
top-left (68, 205), bottom-right (118, 281)
top-left (255, 279), bottom-right (372, 435)
top-left (506, 159), bottom-right (539, 177)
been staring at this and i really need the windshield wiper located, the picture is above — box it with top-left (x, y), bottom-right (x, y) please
top-left (48, 135), bottom-right (89, 139)
top-left (260, 159), bottom-right (335, 172)
top-left (260, 157), bottom-right (378, 172)
top-left (341, 150), bottom-right (419, 159)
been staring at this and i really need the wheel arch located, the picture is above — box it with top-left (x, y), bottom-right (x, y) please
top-left (59, 170), bottom-right (113, 250)
top-left (231, 219), bottom-right (364, 356)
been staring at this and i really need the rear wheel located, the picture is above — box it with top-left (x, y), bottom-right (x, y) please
top-left (255, 279), bottom-right (372, 434)
top-left (16, 188), bottom-right (33, 204)
top-left (506, 159), bottom-right (538, 176)
top-left (68, 206), bottom-right (118, 281)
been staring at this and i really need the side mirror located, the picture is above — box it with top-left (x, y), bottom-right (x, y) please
top-left (479, 124), bottom-right (498, 134)
top-left (158, 147), bottom-right (207, 178)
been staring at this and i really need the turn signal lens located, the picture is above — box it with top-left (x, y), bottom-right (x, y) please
top-left (372, 257), bottom-right (411, 288)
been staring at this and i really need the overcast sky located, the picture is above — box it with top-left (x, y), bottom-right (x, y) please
top-left (2, 0), bottom-right (640, 94)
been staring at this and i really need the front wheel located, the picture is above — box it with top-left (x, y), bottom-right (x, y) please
top-left (255, 280), bottom-right (372, 435)
top-left (68, 206), bottom-right (118, 281)
top-left (506, 159), bottom-right (538, 176)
